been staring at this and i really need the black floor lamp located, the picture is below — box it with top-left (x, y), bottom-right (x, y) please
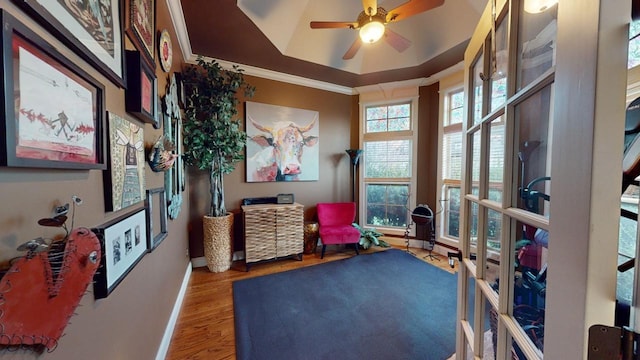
top-left (346, 149), bottom-right (363, 203)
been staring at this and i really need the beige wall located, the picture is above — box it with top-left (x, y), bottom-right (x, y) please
top-left (187, 77), bottom-right (358, 257)
top-left (187, 80), bottom-right (441, 258)
top-left (0, 1), bottom-right (190, 359)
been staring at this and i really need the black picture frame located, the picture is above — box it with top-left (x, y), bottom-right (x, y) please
top-left (174, 72), bottom-right (186, 108)
top-left (125, 0), bottom-right (155, 71)
top-left (93, 208), bottom-right (147, 299)
top-left (0, 10), bottom-right (106, 170)
top-left (12, 0), bottom-right (125, 88)
top-left (145, 187), bottom-right (168, 251)
top-left (125, 50), bottom-right (157, 124)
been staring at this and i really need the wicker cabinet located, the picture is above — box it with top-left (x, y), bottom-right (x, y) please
top-left (242, 203), bottom-right (304, 270)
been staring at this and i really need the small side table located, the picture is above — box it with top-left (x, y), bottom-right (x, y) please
top-left (303, 221), bottom-right (319, 255)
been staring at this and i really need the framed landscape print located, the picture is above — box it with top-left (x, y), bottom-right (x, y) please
top-left (126, 0), bottom-right (155, 70)
top-left (93, 208), bottom-right (147, 299)
top-left (12, 0), bottom-right (125, 87)
top-left (104, 112), bottom-right (145, 212)
top-left (0, 10), bottom-right (106, 170)
top-left (245, 102), bottom-right (319, 182)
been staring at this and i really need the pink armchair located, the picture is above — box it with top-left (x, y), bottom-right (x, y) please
top-left (316, 202), bottom-right (361, 258)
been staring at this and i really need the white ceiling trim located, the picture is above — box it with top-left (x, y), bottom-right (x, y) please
top-left (167, 0), bottom-right (463, 96)
top-left (166, 0), bottom-right (193, 61)
top-left (184, 56), bottom-right (356, 95)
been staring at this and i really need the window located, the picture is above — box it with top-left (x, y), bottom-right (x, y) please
top-left (441, 89), bottom-right (463, 239)
top-left (362, 101), bottom-right (416, 234)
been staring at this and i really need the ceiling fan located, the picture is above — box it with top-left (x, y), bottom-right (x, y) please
top-left (310, 0), bottom-right (445, 60)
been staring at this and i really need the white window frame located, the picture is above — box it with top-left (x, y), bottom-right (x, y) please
top-left (358, 91), bottom-right (419, 237)
top-left (437, 74), bottom-right (465, 249)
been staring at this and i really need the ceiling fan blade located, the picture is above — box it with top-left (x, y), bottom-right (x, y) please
top-left (362, 0), bottom-right (378, 15)
top-left (310, 21), bottom-right (358, 29)
top-left (386, 0), bottom-right (445, 23)
top-left (343, 38), bottom-right (363, 60)
top-left (384, 28), bottom-right (411, 53)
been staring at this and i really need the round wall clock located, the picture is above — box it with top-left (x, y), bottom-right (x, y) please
top-left (159, 29), bottom-right (173, 72)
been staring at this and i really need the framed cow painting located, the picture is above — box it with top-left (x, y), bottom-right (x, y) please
top-left (245, 102), bottom-right (319, 182)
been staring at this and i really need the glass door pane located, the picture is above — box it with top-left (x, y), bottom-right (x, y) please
top-left (491, 18), bottom-right (509, 111)
top-left (486, 209), bottom-right (502, 290)
top-left (469, 201), bottom-right (479, 266)
top-left (470, 131), bottom-right (481, 196)
top-left (516, 2), bottom-right (557, 90)
top-left (514, 85), bottom-right (553, 216)
top-left (618, 186), bottom-right (638, 305)
top-left (472, 52), bottom-right (485, 125)
top-left (513, 219), bottom-right (547, 354)
top-left (488, 116), bottom-right (505, 203)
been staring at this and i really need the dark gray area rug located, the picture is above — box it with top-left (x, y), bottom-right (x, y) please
top-left (233, 249), bottom-right (458, 360)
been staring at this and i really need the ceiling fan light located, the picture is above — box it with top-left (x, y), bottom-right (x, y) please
top-left (524, 0), bottom-right (558, 14)
top-left (359, 21), bottom-right (385, 43)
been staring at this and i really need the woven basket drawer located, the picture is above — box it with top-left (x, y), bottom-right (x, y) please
top-left (276, 206), bottom-right (303, 257)
top-left (244, 208), bottom-right (277, 262)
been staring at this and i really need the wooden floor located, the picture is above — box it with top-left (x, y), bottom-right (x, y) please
top-left (165, 245), bottom-right (457, 360)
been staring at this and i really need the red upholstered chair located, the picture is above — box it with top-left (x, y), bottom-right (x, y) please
top-left (316, 202), bottom-right (361, 258)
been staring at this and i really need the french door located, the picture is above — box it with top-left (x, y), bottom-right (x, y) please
top-left (457, 0), bottom-right (628, 359)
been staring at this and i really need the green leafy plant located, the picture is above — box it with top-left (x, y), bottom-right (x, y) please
top-left (352, 223), bottom-right (390, 250)
top-left (182, 57), bottom-right (255, 217)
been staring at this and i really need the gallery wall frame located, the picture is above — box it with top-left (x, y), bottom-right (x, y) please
top-left (145, 187), bottom-right (168, 251)
top-left (0, 10), bottom-right (106, 170)
top-left (104, 112), bottom-right (146, 212)
top-left (125, 50), bottom-right (157, 124)
top-left (174, 72), bottom-right (186, 108)
top-left (245, 102), bottom-right (320, 182)
top-left (93, 208), bottom-right (147, 299)
top-left (12, 0), bottom-right (125, 87)
top-left (163, 73), bottom-right (185, 219)
top-left (125, 0), bottom-right (155, 71)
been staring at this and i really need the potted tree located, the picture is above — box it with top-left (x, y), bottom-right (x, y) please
top-left (182, 57), bottom-right (255, 272)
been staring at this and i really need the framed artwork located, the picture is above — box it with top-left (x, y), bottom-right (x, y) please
top-left (0, 10), bottom-right (106, 170)
top-left (145, 187), bottom-right (168, 251)
top-left (93, 208), bottom-right (147, 299)
top-left (125, 50), bottom-right (157, 124)
top-left (104, 112), bottom-right (146, 212)
top-left (125, 0), bottom-right (155, 70)
top-left (163, 73), bottom-right (185, 219)
top-left (245, 102), bottom-right (320, 182)
top-left (174, 72), bottom-right (186, 108)
top-left (12, 0), bottom-right (125, 87)
top-left (153, 92), bottom-right (163, 130)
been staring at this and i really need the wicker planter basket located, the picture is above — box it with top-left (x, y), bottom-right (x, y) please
top-left (203, 213), bottom-right (233, 272)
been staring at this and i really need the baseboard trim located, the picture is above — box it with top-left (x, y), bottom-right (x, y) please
top-left (191, 251), bottom-right (245, 268)
top-left (155, 262), bottom-right (192, 360)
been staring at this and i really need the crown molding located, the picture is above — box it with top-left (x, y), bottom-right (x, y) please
top-left (183, 56), bottom-right (355, 95)
top-left (166, 0), bottom-right (193, 62)
top-left (166, 0), bottom-right (460, 96)
top-left (353, 61), bottom-right (464, 96)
